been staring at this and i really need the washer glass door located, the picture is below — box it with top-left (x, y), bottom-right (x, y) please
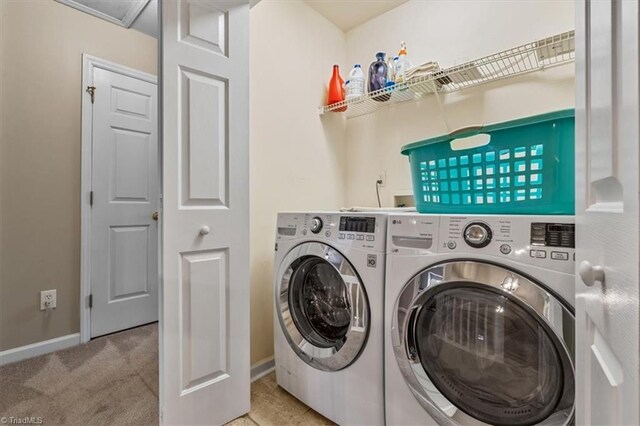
top-left (277, 242), bottom-right (369, 371)
top-left (393, 261), bottom-right (575, 425)
top-left (288, 257), bottom-right (351, 348)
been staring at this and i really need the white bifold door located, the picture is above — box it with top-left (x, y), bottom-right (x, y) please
top-left (160, 0), bottom-right (250, 424)
top-left (576, 1), bottom-right (640, 424)
top-left (90, 66), bottom-right (159, 338)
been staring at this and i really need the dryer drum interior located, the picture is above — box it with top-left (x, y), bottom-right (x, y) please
top-left (395, 261), bottom-right (575, 425)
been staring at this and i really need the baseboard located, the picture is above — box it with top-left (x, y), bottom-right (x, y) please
top-left (2, 334), bottom-right (273, 380)
top-left (250, 356), bottom-right (275, 382)
top-left (0, 333), bottom-right (80, 366)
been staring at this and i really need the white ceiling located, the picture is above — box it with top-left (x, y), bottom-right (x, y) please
top-left (58, 0), bottom-right (404, 39)
top-left (130, 0), bottom-right (158, 38)
top-left (304, 0), bottom-right (409, 32)
top-left (56, 0), bottom-right (157, 38)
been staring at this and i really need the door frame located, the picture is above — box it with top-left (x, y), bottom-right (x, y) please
top-left (80, 54), bottom-right (158, 343)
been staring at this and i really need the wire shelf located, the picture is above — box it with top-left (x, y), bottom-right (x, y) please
top-left (319, 30), bottom-right (575, 119)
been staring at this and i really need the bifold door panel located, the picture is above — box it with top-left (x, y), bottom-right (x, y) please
top-left (161, 0), bottom-right (250, 424)
top-left (575, 1), bottom-right (640, 424)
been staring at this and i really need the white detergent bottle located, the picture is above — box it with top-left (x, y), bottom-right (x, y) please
top-left (395, 41), bottom-right (412, 86)
top-left (347, 64), bottom-right (365, 99)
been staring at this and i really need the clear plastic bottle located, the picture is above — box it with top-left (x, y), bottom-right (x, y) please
top-left (386, 56), bottom-right (397, 84)
top-left (395, 41), bottom-right (412, 85)
top-left (347, 64), bottom-right (365, 99)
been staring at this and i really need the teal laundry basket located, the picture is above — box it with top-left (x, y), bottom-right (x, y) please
top-left (402, 109), bottom-right (575, 215)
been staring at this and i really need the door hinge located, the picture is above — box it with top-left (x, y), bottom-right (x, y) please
top-left (90, 191), bottom-right (93, 206)
top-left (88, 294), bottom-right (93, 309)
top-left (86, 85), bottom-right (96, 104)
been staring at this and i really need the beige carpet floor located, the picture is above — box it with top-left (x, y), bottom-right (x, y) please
top-left (0, 324), bottom-right (333, 426)
top-left (0, 323), bottom-right (159, 425)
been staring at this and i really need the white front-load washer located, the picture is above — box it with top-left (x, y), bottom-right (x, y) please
top-left (385, 214), bottom-right (575, 426)
top-left (274, 211), bottom-right (387, 425)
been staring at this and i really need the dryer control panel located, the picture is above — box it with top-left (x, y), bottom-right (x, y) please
top-left (276, 212), bottom-right (387, 253)
top-left (388, 214), bottom-right (575, 275)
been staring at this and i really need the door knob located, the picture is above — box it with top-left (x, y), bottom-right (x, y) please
top-left (152, 211), bottom-right (159, 221)
top-left (199, 226), bottom-right (210, 236)
top-left (579, 260), bottom-right (605, 287)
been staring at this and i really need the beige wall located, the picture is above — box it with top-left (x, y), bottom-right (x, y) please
top-left (249, 0), bottom-right (347, 364)
top-left (344, 0), bottom-right (575, 207)
top-left (0, 0), bottom-right (157, 351)
top-left (248, 0), bottom-right (575, 364)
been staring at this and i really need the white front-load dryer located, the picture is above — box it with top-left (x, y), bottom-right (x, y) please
top-left (385, 214), bottom-right (575, 426)
top-left (274, 212), bottom-right (387, 426)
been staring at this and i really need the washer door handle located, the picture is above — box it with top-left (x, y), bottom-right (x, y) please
top-left (579, 260), bottom-right (605, 287)
top-left (405, 307), bottom-right (420, 361)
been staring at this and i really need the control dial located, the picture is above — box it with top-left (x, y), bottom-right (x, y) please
top-left (310, 217), bottom-right (323, 234)
top-left (464, 222), bottom-right (492, 248)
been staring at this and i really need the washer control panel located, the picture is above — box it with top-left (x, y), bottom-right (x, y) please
top-left (339, 216), bottom-right (376, 234)
top-left (310, 217), bottom-right (323, 234)
top-left (443, 216), bottom-right (516, 253)
top-left (276, 212), bottom-right (387, 252)
top-left (388, 214), bottom-right (575, 274)
top-left (464, 222), bottom-right (492, 248)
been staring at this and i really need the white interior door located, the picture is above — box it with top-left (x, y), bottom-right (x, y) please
top-left (575, 1), bottom-right (640, 424)
top-left (160, 0), bottom-right (250, 424)
top-left (90, 66), bottom-right (159, 338)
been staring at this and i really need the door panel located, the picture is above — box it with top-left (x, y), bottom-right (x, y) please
top-left (109, 226), bottom-right (150, 300)
top-left (112, 86), bottom-right (152, 118)
top-left (180, 249), bottom-right (229, 393)
top-left (161, 0), bottom-right (250, 424)
top-left (180, 69), bottom-right (228, 206)
top-left (588, 324), bottom-right (623, 426)
top-left (112, 129), bottom-right (151, 201)
top-left (575, 1), bottom-right (640, 424)
top-left (587, 0), bottom-right (615, 189)
top-left (91, 67), bottom-right (158, 338)
top-left (179, 0), bottom-right (228, 55)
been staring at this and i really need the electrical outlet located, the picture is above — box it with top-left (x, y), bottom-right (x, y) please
top-left (377, 171), bottom-right (387, 187)
top-left (40, 289), bottom-right (57, 310)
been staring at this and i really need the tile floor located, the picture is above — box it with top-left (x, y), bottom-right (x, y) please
top-left (227, 372), bottom-right (335, 426)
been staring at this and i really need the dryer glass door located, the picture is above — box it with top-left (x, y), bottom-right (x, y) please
top-left (393, 261), bottom-right (575, 425)
top-left (277, 242), bottom-right (369, 371)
